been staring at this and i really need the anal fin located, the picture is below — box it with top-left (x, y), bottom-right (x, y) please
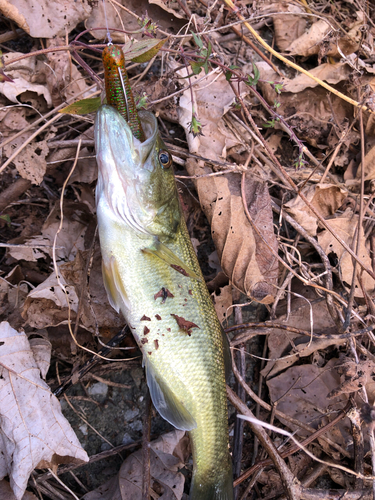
top-left (145, 358), bottom-right (196, 431)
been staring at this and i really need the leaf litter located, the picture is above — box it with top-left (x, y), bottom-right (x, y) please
top-left (0, 0), bottom-right (375, 498)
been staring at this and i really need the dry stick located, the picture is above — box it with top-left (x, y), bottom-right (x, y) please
top-left (301, 489), bottom-right (375, 500)
top-left (230, 351), bottom-right (351, 458)
top-left (0, 177), bottom-right (31, 212)
top-left (230, 82), bottom-right (375, 283)
top-left (234, 403), bottom-right (350, 489)
top-left (142, 390), bottom-right (152, 500)
top-left (227, 386), bottom-right (302, 500)
top-left (344, 105), bottom-right (366, 330)
top-left (221, 0), bottom-right (374, 115)
top-left (347, 406), bottom-right (364, 490)
top-left (228, 321), bottom-right (375, 343)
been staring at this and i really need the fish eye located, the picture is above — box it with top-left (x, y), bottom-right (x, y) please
top-left (159, 150), bottom-right (172, 169)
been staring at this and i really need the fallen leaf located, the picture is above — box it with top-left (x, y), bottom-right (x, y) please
top-left (260, 282), bottom-right (339, 379)
top-left (318, 212), bottom-right (375, 297)
top-left (86, 0), bottom-right (185, 43)
top-left (212, 284), bottom-right (233, 324)
top-left (22, 249), bottom-right (124, 331)
top-left (328, 357), bottom-right (375, 398)
top-left (3, 132), bottom-right (50, 185)
top-left (286, 15), bottom-right (362, 59)
top-left (82, 430), bottom-right (186, 500)
top-left (285, 184), bottom-right (348, 236)
top-left (0, 0), bottom-right (92, 38)
top-left (0, 480), bottom-right (36, 500)
top-left (356, 143), bottom-right (375, 180)
top-left (0, 322), bottom-right (88, 500)
top-left (267, 358), bottom-right (350, 457)
top-left (272, 4), bottom-right (307, 51)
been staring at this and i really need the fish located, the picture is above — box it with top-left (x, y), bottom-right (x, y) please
top-left (95, 45), bottom-right (233, 500)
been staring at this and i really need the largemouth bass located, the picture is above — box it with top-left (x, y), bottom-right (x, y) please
top-left (95, 65), bottom-right (233, 500)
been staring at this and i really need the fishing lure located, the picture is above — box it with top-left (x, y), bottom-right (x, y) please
top-left (102, 44), bottom-right (145, 142)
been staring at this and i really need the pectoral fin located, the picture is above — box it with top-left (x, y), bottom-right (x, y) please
top-left (142, 240), bottom-right (201, 281)
top-left (145, 358), bottom-right (197, 431)
top-left (102, 255), bottom-right (129, 313)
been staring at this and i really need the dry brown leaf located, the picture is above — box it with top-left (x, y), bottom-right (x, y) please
top-left (272, 2), bottom-right (307, 52)
top-left (261, 282), bottom-right (339, 379)
top-left (0, 322), bottom-right (88, 500)
top-left (28, 337), bottom-right (52, 379)
top-left (22, 270), bottom-right (80, 329)
top-left (328, 357), bottom-right (375, 398)
top-left (282, 63), bottom-right (352, 93)
top-left (0, 107), bottom-right (30, 137)
top-left (175, 66), bottom-right (278, 302)
top-left (286, 16), bottom-right (361, 59)
top-left (0, 480), bottom-right (36, 500)
top-left (318, 212), bottom-right (375, 297)
top-left (212, 284), bottom-right (233, 324)
top-left (3, 133), bottom-right (50, 185)
top-left (0, 0), bottom-right (92, 37)
top-left (82, 430), bottom-right (186, 500)
top-left (356, 143), bottom-right (375, 180)
top-left (267, 358), bottom-right (350, 458)
top-left (285, 184), bottom-right (347, 236)
top-left (86, 0), bottom-right (185, 43)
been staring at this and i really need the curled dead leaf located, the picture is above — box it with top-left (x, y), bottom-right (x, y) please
top-left (318, 212), bottom-right (375, 298)
top-left (285, 184), bottom-right (347, 236)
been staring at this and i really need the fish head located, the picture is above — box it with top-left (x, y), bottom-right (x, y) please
top-left (95, 105), bottom-right (181, 238)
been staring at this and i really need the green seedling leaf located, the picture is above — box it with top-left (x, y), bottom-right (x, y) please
top-left (59, 97), bottom-right (101, 116)
top-left (128, 38), bottom-right (168, 63)
top-left (188, 114), bottom-right (204, 137)
top-left (191, 61), bottom-right (203, 75)
top-left (225, 64), bottom-right (240, 81)
top-left (263, 119), bottom-right (276, 128)
top-left (0, 214), bottom-right (11, 227)
top-left (136, 93), bottom-right (148, 110)
top-left (246, 62), bottom-right (260, 86)
top-left (274, 83), bottom-right (284, 94)
top-left (192, 32), bottom-right (204, 49)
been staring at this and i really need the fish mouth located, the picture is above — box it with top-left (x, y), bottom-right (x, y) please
top-left (95, 105), bottom-right (159, 234)
top-left (95, 105), bottom-right (158, 169)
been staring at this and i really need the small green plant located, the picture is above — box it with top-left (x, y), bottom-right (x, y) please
top-left (190, 33), bottom-right (212, 75)
top-left (188, 105), bottom-right (204, 137)
top-left (0, 214), bottom-right (11, 227)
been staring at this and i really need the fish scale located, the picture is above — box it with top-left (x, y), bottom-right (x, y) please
top-left (95, 102), bottom-right (233, 499)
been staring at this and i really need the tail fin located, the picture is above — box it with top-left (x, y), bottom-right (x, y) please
top-left (189, 463), bottom-right (233, 500)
